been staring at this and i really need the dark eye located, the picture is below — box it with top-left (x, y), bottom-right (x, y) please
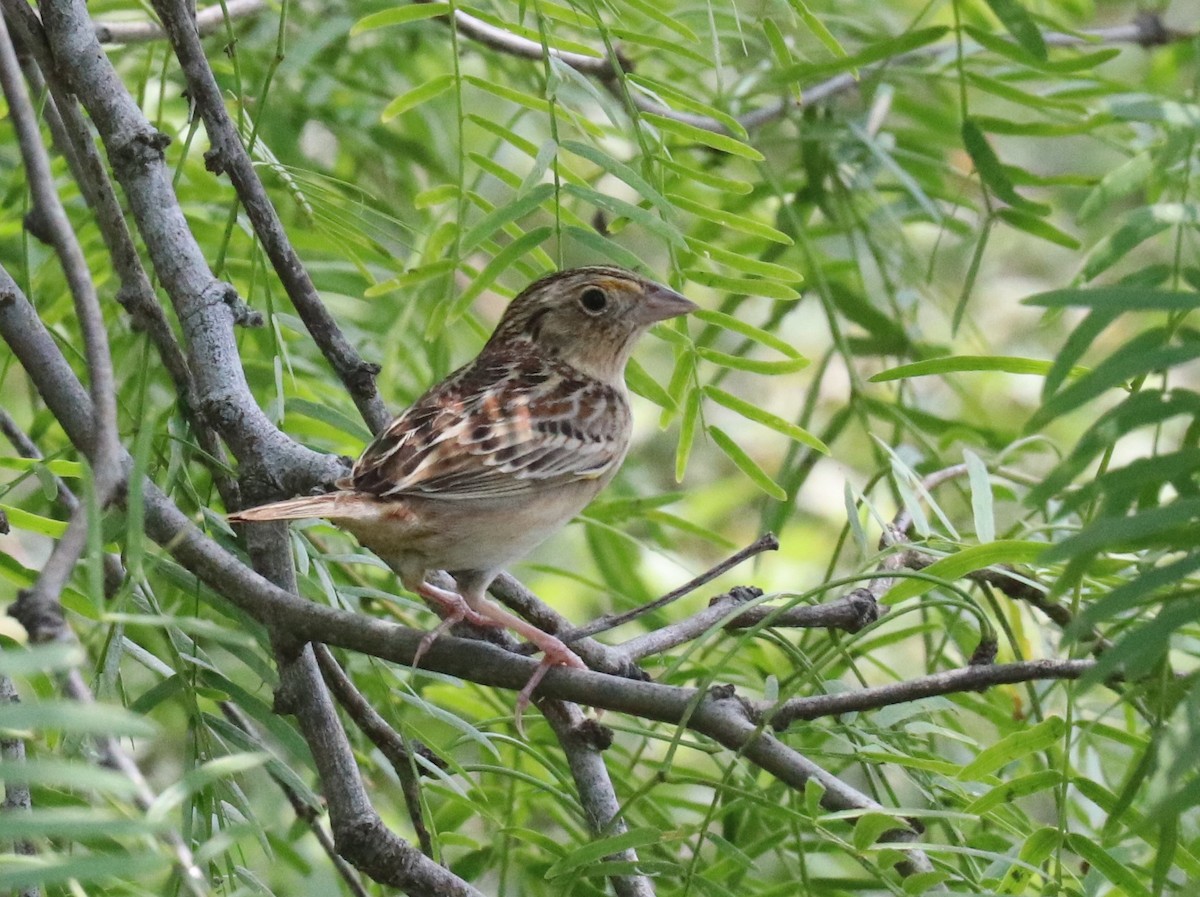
top-left (579, 287), bottom-right (608, 314)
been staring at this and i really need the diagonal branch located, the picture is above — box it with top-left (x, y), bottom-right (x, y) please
top-left (149, 0), bottom-right (390, 435)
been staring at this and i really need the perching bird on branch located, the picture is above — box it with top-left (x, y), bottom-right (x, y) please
top-left (229, 266), bottom-right (696, 719)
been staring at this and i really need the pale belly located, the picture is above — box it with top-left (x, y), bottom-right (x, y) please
top-left (337, 480), bottom-right (601, 579)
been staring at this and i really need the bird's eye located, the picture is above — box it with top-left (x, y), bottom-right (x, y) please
top-left (579, 287), bottom-right (608, 314)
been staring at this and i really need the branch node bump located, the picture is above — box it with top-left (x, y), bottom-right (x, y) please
top-left (0, 509), bottom-right (8, 535)
top-left (203, 146), bottom-right (227, 175)
top-left (574, 717), bottom-right (615, 751)
top-left (23, 207), bottom-right (54, 244)
top-left (109, 126), bottom-right (172, 171)
top-left (969, 638), bottom-right (999, 667)
top-left (9, 589), bottom-right (68, 643)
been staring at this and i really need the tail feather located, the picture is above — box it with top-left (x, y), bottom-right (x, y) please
top-left (227, 492), bottom-right (375, 523)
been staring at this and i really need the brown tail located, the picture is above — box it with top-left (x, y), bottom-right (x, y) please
top-left (227, 492), bottom-right (376, 524)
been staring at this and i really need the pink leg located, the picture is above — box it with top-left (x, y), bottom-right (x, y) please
top-left (410, 580), bottom-right (499, 669)
top-left (461, 593), bottom-right (587, 735)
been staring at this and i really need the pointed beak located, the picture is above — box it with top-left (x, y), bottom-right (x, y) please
top-left (635, 282), bottom-right (698, 325)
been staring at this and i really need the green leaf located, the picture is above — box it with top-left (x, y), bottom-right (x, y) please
top-left (459, 183), bottom-right (555, 253)
top-left (685, 270), bottom-right (801, 301)
top-left (641, 113), bottom-right (765, 161)
top-left (0, 643), bottom-right (85, 677)
top-left (285, 398), bottom-right (373, 442)
top-left (981, 0), bottom-right (1046, 60)
top-left (694, 309), bottom-right (805, 360)
top-left (870, 355), bottom-right (1086, 382)
top-left (958, 716), bottom-right (1065, 780)
top-left (1066, 834), bottom-right (1153, 897)
top-left (447, 227), bottom-right (553, 320)
top-left (703, 386), bottom-right (829, 453)
top-left (619, 0), bottom-right (698, 42)
top-left (668, 193), bottom-right (792, 244)
top-left (0, 503), bottom-right (68, 537)
top-left (885, 540), bottom-right (1047, 603)
top-left (964, 450), bottom-right (995, 543)
top-left (961, 118), bottom-right (1047, 214)
top-left (560, 140), bottom-right (672, 211)
top-left (675, 387), bottom-right (701, 482)
top-left (1082, 204), bottom-right (1200, 281)
top-left (696, 347), bottom-right (809, 375)
top-left (787, 0), bottom-right (848, 61)
top-left (850, 811), bottom-right (907, 851)
top-left (1077, 152), bottom-right (1153, 223)
top-left (147, 753), bottom-right (271, 822)
top-left (0, 457), bottom-right (84, 477)
top-left (775, 27), bottom-right (949, 83)
top-left (0, 700), bottom-right (158, 738)
top-left (0, 759), bottom-right (141, 797)
top-left (546, 827), bottom-right (665, 877)
top-left (0, 851), bottom-right (168, 891)
top-left (1041, 499), bottom-right (1200, 562)
top-left (381, 74), bottom-right (456, 121)
top-left (351, 3), bottom-right (448, 34)
top-left (1027, 331), bottom-right (1200, 431)
top-left (684, 238), bottom-right (801, 281)
top-left (965, 770), bottom-right (1062, 814)
top-left (708, 426), bottom-right (787, 500)
top-left (562, 183), bottom-right (685, 249)
top-left (996, 208), bottom-right (1080, 249)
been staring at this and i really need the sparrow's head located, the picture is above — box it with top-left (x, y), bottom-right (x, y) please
top-left (486, 266), bottom-right (697, 382)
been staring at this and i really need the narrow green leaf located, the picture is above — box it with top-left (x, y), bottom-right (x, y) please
top-left (546, 827), bottom-right (664, 877)
top-left (365, 259), bottom-right (456, 297)
top-left (147, 753), bottom-right (271, 822)
top-left (851, 812), bottom-right (906, 851)
top-left (871, 355), bottom-right (1086, 382)
top-left (1066, 835), bottom-right (1154, 897)
top-left (1024, 286), bottom-right (1200, 312)
top-left (0, 457), bottom-right (84, 477)
top-left (642, 113), bottom-right (765, 161)
top-left (964, 450), bottom-right (995, 543)
top-left (686, 270), bottom-right (800, 301)
top-left (1082, 204), bottom-right (1200, 281)
top-left (885, 540), bottom-right (1047, 603)
top-left (0, 851), bottom-right (168, 890)
top-left (381, 74), bottom-right (455, 121)
top-left (694, 309), bottom-right (804, 360)
top-left (1028, 333), bottom-right (1200, 431)
top-left (0, 700), bottom-right (158, 738)
top-left (685, 238), bottom-right (801, 281)
top-left (0, 504), bottom-right (67, 537)
top-left (704, 386), bottom-right (828, 453)
top-left (0, 643), bottom-right (84, 677)
top-left (620, 0), bottom-right (699, 42)
top-left (997, 208), bottom-right (1080, 249)
top-left (961, 118), bottom-right (1046, 214)
top-left (448, 228), bottom-right (553, 320)
top-left (1041, 499), bottom-right (1200, 562)
top-left (709, 426), bottom-right (787, 500)
top-left (669, 193), bottom-right (792, 245)
top-left (660, 157), bottom-right (753, 194)
top-left (1077, 152), bottom-right (1153, 223)
top-left (560, 140), bottom-right (671, 211)
top-left (675, 387), bottom-right (701, 482)
top-left (787, 0), bottom-right (848, 61)
top-left (696, 348), bottom-right (809, 375)
top-left (285, 398), bottom-right (373, 442)
top-left (965, 770), bottom-right (1062, 814)
top-left (459, 183), bottom-right (555, 253)
top-left (775, 27), bottom-right (949, 83)
top-left (352, 3), bottom-right (448, 34)
top-left (562, 183), bottom-right (685, 248)
top-left (958, 716), bottom-right (1065, 780)
top-left (981, 0), bottom-right (1046, 60)
top-left (0, 759), bottom-right (141, 797)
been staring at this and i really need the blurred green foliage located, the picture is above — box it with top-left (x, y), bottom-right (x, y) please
top-left (2, 0), bottom-right (1199, 893)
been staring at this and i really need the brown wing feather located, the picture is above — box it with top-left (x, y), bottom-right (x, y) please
top-left (351, 350), bottom-right (630, 502)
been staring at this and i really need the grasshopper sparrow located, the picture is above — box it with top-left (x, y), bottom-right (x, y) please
top-left (229, 266), bottom-right (696, 715)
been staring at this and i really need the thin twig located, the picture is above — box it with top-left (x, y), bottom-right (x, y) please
top-left (763, 659), bottom-right (1095, 729)
top-left (563, 533), bottom-right (780, 643)
top-left (150, 0), bottom-right (390, 435)
top-left (93, 0), bottom-right (265, 45)
top-left (1, 674), bottom-right (37, 893)
top-left (447, 10), bottom-right (1192, 135)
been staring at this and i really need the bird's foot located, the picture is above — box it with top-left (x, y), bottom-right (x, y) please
top-left (411, 582), bottom-right (499, 669)
top-left (514, 635), bottom-right (587, 737)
